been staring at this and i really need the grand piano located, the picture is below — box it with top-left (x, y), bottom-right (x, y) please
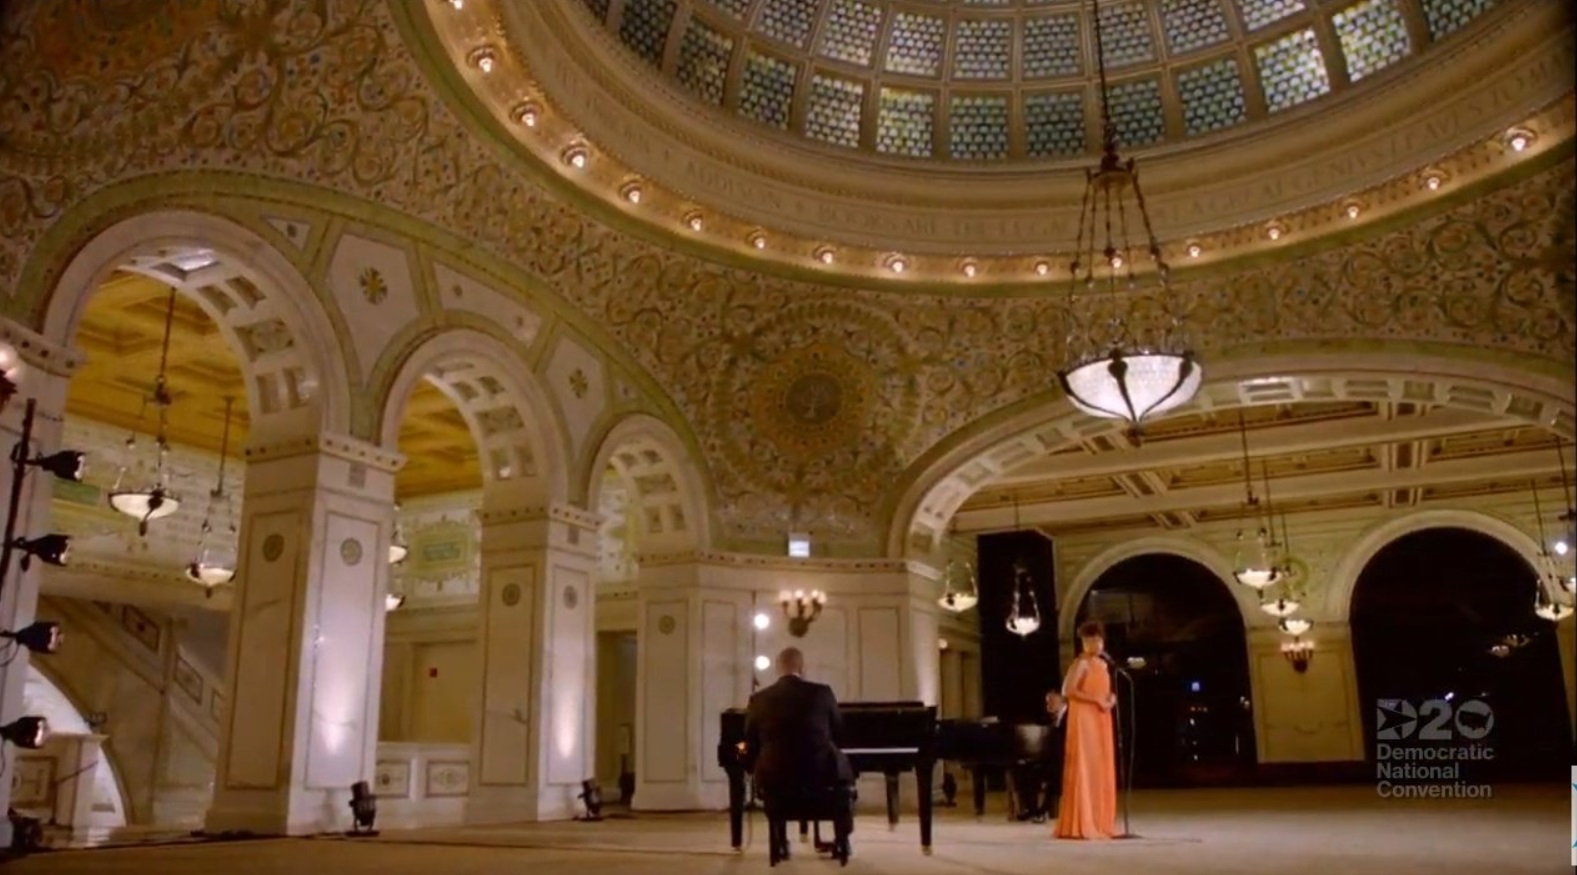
top-left (717, 701), bottom-right (938, 853)
top-left (936, 718), bottom-right (1060, 818)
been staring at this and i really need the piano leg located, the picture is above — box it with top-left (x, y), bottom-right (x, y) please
top-left (799, 819), bottom-right (810, 843)
top-left (883, 772), bottom-right (901, 830)
top-left (916, 759), bottom-right (935, 855)
top-left (970, 767), bottom-right (987, 818)
top-left (725, 767), bottom-right (746, 850)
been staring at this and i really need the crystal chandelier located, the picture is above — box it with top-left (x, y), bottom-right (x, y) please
top-left (186, 396), bottom-right (238, 592)
top-left (1005, 561), bottom-right (1042, 637)
top-left (108, 287), bottom-right (181, 535)
top-left (1231, 412), bottom-right (1280, 590)
top-left (1055, 0), bottom-right (1199, 433)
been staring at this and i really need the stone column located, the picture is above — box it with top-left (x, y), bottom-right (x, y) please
top-left (466, 504), bottom-right (599, 823)
top-left (204, 435), bottom-right (401, 836)
top-left (631, 553), bottom-right (941, 812)
top-left (0, 322), bottom-right (79, 848)
top-left (1245, 622), bottom-right (1364, 763)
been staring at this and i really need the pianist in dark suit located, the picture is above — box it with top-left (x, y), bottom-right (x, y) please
top-left (1009, 691), bottom-right (1068, 821)
top-left (744, 647), bottom-right (856, 857)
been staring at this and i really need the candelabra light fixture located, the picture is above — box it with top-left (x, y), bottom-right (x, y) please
top-left (1054, 0), bottom-right (1200, 435)
top-left (108, 287), bottom-right (182, 535)
top-left (779, 589), bottom-right (825, 637)
top-left (1280, 637), bottom-right (1314, 673)
top-left (187, 397), bottom-right (238, 593)
top-left (1231, 412), bottom-right (1280, 591)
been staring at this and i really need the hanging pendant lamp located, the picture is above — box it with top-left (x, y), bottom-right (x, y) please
top-left (389, 504), bottom-right (409, 565)
top-left (1530, 475), bottom-right (1575, 617)
top-left (187, 397), bottom-right (238, 592)
top-left (1002, 497), bottom-right (1042, 636)
top-left (108, 287), bottom-right (182, 535)
top-left (1231, 412), bottom-right (1279, 590)
top-left (937, 524), bottom-right (980, 613)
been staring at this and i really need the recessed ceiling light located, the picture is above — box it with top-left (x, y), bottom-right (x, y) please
top-left (514, 103), bottom-right (539, 128)
top-left (621, 183), bottom-right (642, 204)
top-left (1034, 261), bottom-right (1051, 277)
top-left (889, 257), bottom-right (907, 274)
top-left (1186, 243), bottom-right (1202, 258)
top-left (1110, 254), bottom-right (1124, 269)
top-left (469, 48), bottom-right (496, 74)
top-left (563, 146), bottom-right (587, 169)
top-left (685, 212), bottom-right (703, 231)
top-left (1265, 223), bottom-right (1284, 241)
top-left (1506, 128), bottom-right (1533, 152)
top-left (816, 248), bottom-right (834, 265)
top-left (1423, 171), bottom-right (1444, 191)
top-left (1344, 203), bottom-right (1361, 219)
top-left (961, 262), bottom-right (977, 278)
top-left (750, 232), bottom-right (767, 250)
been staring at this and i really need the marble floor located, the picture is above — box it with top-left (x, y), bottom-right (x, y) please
top-left (8, 784), bottom-right (1570, 875)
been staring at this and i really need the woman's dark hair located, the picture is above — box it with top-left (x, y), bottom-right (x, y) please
top-left (1077, 620), bottom-right (1104, 640)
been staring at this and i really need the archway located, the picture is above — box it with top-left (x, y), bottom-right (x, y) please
top-left (582, 413), bottom-right (709, 805)
top-left (1074, 553), bottom-right (1256, 787)
top-left (21, 665), bottom-right (129, 830)
top-left (1351, 528), bottom-right (1571, 782)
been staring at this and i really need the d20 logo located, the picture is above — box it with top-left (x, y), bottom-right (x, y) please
top-left (1375, 698), bottom-right (1417, 740)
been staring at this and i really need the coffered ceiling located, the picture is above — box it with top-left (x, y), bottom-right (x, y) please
top-left (64, 272), bottom-right (480, 499)
top-left (953, 400), bottom-right (1575, 537)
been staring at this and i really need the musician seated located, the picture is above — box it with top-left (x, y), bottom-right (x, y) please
top-left (744, 647), bottom-right (855, 863)
top-left (1011, 691), bottom-right (1068, 822)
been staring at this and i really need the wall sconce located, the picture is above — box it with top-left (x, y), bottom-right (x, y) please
top-left (779, 589), bottom-right (825, 637)
top-left (1281, 637), bottom-right (1314, 673)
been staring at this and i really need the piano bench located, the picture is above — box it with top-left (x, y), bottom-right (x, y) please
top-left (761, 784), bottom-right (855, 867)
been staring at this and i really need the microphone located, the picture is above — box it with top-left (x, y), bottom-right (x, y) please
top-left (1098, 651), bottom-right (1129, 673)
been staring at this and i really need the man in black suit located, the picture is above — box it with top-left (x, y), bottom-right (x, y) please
top-left (744, 647), bottom-right (854, 860)
top-left (1011, 691), bottom-right (1068, 822)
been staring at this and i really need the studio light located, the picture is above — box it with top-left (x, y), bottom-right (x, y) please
top-left (28, 450), bottom-right (85, 482)
top-left (2, 621), bottom-right (62, 655)
top-left (753, 654), bottom-right (770, 671)
top-left (347, 780), bottom-right (378, 836)
top-left (13, 533), bottom-right (70, 569)
top-left (752, 611), bottom-right (770, 631)
top-left (577, 778), bottom-right (604, 821)
top-left (0, 715), bottom-right (47, 749)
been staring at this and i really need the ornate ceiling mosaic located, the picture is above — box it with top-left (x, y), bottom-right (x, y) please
top-left (579, 0), bottom-right (1495, 161)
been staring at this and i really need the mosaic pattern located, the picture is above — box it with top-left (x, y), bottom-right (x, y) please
top-left (805, 74), bottom-right (865, 147)
top-left (1095, 2), bottom-right (1156, 68)
top-left (756, 0), bottom-right (820, 49)
top-left (1024, 91), bottom-right (1087, 157)
top-left (706, 0), bottom-right (752, 19)
top-left (1420, 0), bottom-right (1496, 40)
top-left (1108, 77), bottom-right (1166, 147)
top-left (676, 21), bottom-right (734, 107)
top-left (617, 0), bottom-right (678, 67)
top-left (885, 12), bottom-right (947, 77)
top-left (949, 94), bottom-right (1010, 160)
top-left (739, 51), bottom-right (798, 129)
top-left (1023, 15), bottom-right (1083, 78)
top-left (1161, 0), bottom-right (1232, 56)
top-left (876, 88), bottom-right (935, 157)
top-left (819, 0), bottom-right (884, 67)
top-left (581, 0), bottom-right (611, 21)
top-left (1334, 0), bottom-right (1411, 82)
top-left (1255, 28), bottom-right (1331, 112)
top-left (1234, 0), bottom-right (1306, 31)
top-left (953, 19), bottom-right (1013, 80)
top-left (1177, 57), bottom-right (1247, 135)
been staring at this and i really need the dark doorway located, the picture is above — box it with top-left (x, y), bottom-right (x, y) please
top-left (1351, 527), bottom-right (1573, 782)
top-left (1074, 554), bottom-right (1256, 787)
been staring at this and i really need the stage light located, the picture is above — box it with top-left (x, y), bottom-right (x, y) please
top-left (752, 612), bottom-right (770, 630)
top-left (347, 780), bottom-right (378, 836)
top-left (577, 779), bottom-right (604, 821)
top-left (754, 654), bottom-right (770, 671)
top-left (12, 533), bottom-right (70, 569)
top-left (1, 621), bottom-right (61, 655)
top-left (0, 716), bottom-right (47, 749)
top-left (29, 450), bottom-right (85, 482)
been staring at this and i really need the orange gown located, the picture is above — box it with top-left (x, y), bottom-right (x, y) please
top-left (1054, 654), bottom-right (1117, 839)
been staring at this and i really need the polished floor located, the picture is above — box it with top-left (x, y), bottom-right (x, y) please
top-left (9, 785), bottom-right (1570, 875)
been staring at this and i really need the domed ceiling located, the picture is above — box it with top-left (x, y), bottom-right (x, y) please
top-left (579, 0), bottom-right (1496, 162)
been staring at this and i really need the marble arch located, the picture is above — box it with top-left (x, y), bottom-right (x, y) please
top-left (1327, 508), bottom-right (1548, 624)
top-left (1059, 537), bottom-right (1246, 640)
top-left (23, 663), bottom-right (129, 829)
top-left (41, 209), bottom-right (352, 441)
top-left (887, 349), bottom-right (1577, 560)
top-left (582, 413), bottom-right (711, 554)
top-left (377, 328), bottom-right (568, 507)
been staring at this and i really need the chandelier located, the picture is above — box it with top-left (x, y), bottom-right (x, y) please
top-left (389, 504), bottom-right (409, 565)
top-left (1553, 436), bottom-right (1574, 558)
top-left (937, 550), bottom-right (980, 614)
top-left (1530, 471), bottom-right (1576, 621)
top-left (1280, 637), bottom-right (1314, 673)
top-left (108, 287), bottom-right (181, 535)
top-left (1231, 412), bottom-right (1280, 590)
top-left (1055, 0), bottom-right (1199, 434)
top-left (779, 589), bottom-right (825, 637)
top-left (187, 397), bottom-right (238, 592)
top-left (1005, 561), bottom-right (1042, 637)
top-left (1278, 617), bottom-right (1311, 636)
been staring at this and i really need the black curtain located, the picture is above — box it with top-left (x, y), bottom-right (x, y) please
top-left (977, 531), bottom-right (1062, 722)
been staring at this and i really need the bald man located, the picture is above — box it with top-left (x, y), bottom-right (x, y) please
top-left (743, 647), bottom-right (854, 800)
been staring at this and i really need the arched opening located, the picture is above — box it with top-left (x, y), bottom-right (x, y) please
top-left (378, 376), bottom-right (483, 747)
top-left (19, 666), bottom-right (129, 831)
top-left (1351, 528), bottom-right (1572, 782)
top-left (1074, 554), bottom-right (1256, 787)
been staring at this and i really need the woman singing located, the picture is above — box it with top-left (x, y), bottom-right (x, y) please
top-left (1054, 621), bottom-right (1117, 840)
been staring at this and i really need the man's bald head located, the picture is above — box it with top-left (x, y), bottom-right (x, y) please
top-left (776, 647), bottom-right (805, 676)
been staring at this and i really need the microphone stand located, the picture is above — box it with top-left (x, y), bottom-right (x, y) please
top-left (1106, 656), bottom-right (1139, 839)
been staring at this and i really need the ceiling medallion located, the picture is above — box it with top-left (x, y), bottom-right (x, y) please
top-left (1055, 0), bottom-right (1198, 434)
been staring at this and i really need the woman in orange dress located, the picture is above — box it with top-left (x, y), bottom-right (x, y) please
top-left (1054, 621), bottom-right (1118, 839)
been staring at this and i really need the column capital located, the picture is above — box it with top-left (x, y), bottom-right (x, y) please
top-left (0, 316), bottom-right (85, 380)
top-left (244, 432), bottom-right (405, 472)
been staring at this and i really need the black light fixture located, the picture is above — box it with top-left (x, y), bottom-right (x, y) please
top-left (1, 621), bottom-right (61, 655)
top-left (576, 778), bottom-right (604, 821)
top-left (27, 450), bottom-right (85, 483)
top-left (11, 534), bottom-right (70, 570)
top-left (0, 400), bottom-right (82, 603)
top-left (347, 780), bottom-right (378, 836)
top-left (0, 716), bottom-right (47, 750)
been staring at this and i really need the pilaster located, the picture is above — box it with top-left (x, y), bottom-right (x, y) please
top-left (204, 434), bottom-right (402, 836)
top-left (1557, 618), bottom-right (1575, 742)
top-left (631, 551), bottom-right (942, 812)
top-left (1245, 622), bottom-right (1364, 763)
top-left (466, 503), bottom-right (599, 824)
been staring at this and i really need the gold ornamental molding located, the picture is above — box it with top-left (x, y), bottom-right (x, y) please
top-left (424, 0), bottom-right (1573, 281)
